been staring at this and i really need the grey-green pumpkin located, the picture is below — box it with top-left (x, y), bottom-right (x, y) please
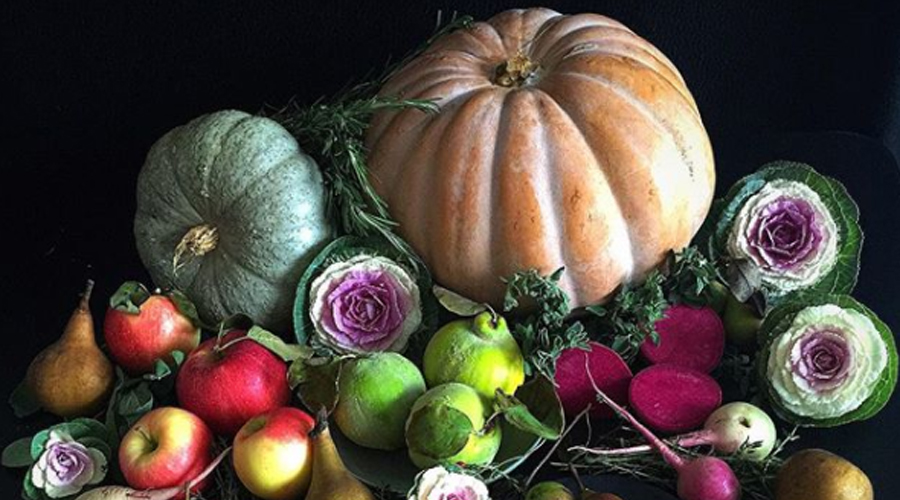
top-left (134, 110), bottom-right (332, 333)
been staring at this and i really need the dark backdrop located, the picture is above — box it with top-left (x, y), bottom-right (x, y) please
top-left (3, 1), bottom-right (900, 497)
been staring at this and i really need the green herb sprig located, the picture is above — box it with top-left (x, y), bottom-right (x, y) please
top-left (587, 271), bottom-right (667, 362)
top-left (662, 246), bottom-right (724, 306)
top-left (586, 247), bottom-right (725, 362)
top-left (502, 268), bottom-right (590, 381)
top-left (271, 13), bottom-right (473, 265)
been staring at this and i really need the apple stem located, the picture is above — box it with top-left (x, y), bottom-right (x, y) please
top-left (485, 304), bottom-right (499, 328)
top-left (214, 334), bottom-right (250, 355)
top-left (135, 428), bottom-right (155, 449)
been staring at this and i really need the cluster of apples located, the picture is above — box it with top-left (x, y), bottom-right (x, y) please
top-left (103, 289), bottom-right (316, 499)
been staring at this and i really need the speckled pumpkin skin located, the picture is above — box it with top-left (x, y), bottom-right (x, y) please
top-left (366, 8), bottom-right (715, 308)
top-left (135, 110), bottom-right (332, 333)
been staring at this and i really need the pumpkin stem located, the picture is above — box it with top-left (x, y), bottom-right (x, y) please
top-left (494, 52), bottom-right (540, 88)
top-left (172, 224), bottom-right (219, 275)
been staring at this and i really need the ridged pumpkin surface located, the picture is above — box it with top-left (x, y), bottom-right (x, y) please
top-left (366, 8), bottom-right (715, 307)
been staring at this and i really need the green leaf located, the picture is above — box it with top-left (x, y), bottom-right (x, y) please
top-left (587, 271), bottom-right (667, 363)
top-left (757, 294), bottom-right (898, 427)
top-left (585, 305), bottom-right (607, 317)
top-left (64, 419), bottom-right (108, 441)
top-left (218, 314), bottom-right (255, 337)
top-left (104, 368), bottom-right (127, 444)
top-left (725, 258), bottom-right (762, 303)
top-left (405, 403), bottom-right (473, 461)
top-left (51, 421), bottom-right (93, 441)
top-left (108, 281), bottom-right (151, 314)
top-left (171, 350), bottom-right (186, 366)
top-left (247, 326), bottom-right (312, 362)
top-left (662, 247), bottom-right (725, 307)
top-left (710, 161), bottom-right (863, 308)
top-left (117, 382), bottom-right (154, 425)
top-left (290, 357), bottom-right (344, 413)
top-left (433, 285), bottom-right (487, 317)
top-left (2, 438), bottom-right (34, 468)
top-left (146, 359), bottom-right (172, 381)
top-left (30, 431), bottom-right (49, 461)
top-left (9, 381), bottom-right (40, 418)
top-left (167, 289), bottom-right (202, 328)
top-left (494, 375), bottom-right (564, 440)
top-left (77, 437), bottom-right (112, 462)
top-left (23, 470), bottom-right (40, 500)
top-left (501, 268), bottom-right (586, 380)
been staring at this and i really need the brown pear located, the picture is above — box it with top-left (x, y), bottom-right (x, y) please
top-left (775, 449), bottom-right (873, 500)
top-left (306, 421), bottom-right (375, 500)
top-left (26, 280), bottom-right (115, 418)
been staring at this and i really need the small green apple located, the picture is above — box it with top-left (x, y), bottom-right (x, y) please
top-left (525, 481), bottom-right (576, 500)
top-left (334, 353), bottom-right (426, 450)
top-left (405, 382), bottom-right (501, 469)
top-left (723, 293), bottom-right (762, 348)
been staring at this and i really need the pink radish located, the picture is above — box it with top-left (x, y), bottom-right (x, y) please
top-left (573, 401), bottom-right (778, 462)
top-left (641, 305), bottom-right (725, 373)
top-left (629, 364), bottom-right (722, 433)
top-left (73, 447), bottom-right (230, 500)
top-left (554, 342), bottom-right (633, 418)
top-left (583, 368), bottom-right (741, 500)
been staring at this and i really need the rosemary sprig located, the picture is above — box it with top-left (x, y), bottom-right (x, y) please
top-left (274, 95), bottom-right (437, 266)
top-left (503, 268), bottom-right (590, 381)
top-left (270, 12), bottom-right (473, 265)
top-left (563, 428), bottom-right (798, 500)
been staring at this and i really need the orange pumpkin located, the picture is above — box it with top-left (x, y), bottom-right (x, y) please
top-left (366, 8), bottom-right (715, 308)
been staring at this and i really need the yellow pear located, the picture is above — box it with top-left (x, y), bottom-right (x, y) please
top-left (306, 421), bottom-right (375, 500)
top-left (775, 449), bottom-right (873, 500)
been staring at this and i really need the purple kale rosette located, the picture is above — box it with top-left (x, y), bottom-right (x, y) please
top-left (30, 431), bottom-right (107, 498)
top-left (309, 254), bottom-right (422, 354)
top-left (727, 179), bottom-right (839, 295)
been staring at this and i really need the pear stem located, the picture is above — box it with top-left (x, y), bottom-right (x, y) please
top-left (79, 280), bottom-right (95, 311)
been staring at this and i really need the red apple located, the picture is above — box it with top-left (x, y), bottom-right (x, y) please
top-left (119, 407), bottom-right (214, 498)
top-left (233, 407), bottom-right (316, 500)
top-left (104, 282), bottom-right (200, 374)
top-left (176, 330), bottom-right (292, 435)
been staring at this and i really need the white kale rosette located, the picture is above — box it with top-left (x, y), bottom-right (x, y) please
top-left (409, 466), bottom-right (491, 500)
top-left (760, 295), bottom-right (897, 426)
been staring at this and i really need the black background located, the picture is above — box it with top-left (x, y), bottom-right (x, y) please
top-left (3, 1), bottom-right (900, 497)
